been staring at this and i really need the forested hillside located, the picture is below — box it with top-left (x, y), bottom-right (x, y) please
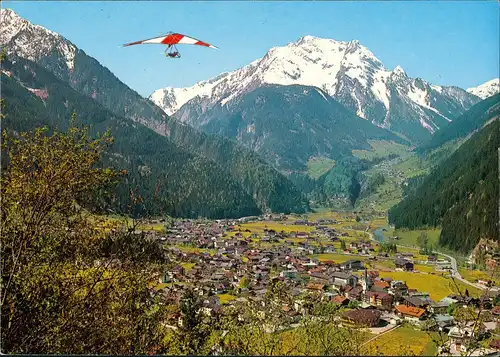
top-left (58, 51), bottom-right (311, 214)
top-left (389, 119), bottom-right (499, 253)
top-left (1, 56), bottom-right (263, 218)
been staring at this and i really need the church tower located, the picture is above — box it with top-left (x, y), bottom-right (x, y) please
top-left (362, 267), bottom-right (372, 293)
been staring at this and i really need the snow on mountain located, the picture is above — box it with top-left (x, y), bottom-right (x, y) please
top-left (0, 8), bottom-right (77, 71)
top-left (151, 36), bottom-right (383, 116)
top-left (150, 35), bottom-right (480, 141)
top-left (467, 78), bottom-right (499, 99)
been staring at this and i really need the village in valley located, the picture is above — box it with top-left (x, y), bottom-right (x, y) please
top-left (103, 211), bottom-right (500, 356)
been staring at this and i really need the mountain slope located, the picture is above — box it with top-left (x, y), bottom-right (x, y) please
top-left (1, 56), bottom-right (261, 218)
top-left (0, 8), bottom-right (309, 215)
top-left (151, 116), bottom-right (310, 213)
top-left (182, 83), bottom-right (408, 172)
top-left (467, 78), bottom-right (499, 99)
top-left (151, 35), bottom-right (480, 143)
top-left (388, 118), bottom-right (499, 253)
top-left (177, 83), bottom-right (413, 209)
top-left (419, 93), bottom-right (500, 154)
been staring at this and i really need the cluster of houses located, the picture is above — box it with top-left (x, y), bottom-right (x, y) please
top-left (141, 218), bottom-right (500, 355)
top-left (155, 218), bottom-right (364, 257)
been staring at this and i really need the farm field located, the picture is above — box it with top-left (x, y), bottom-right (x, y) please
top-left (367, 217), bottom-right (389, 230)
top-left (386, 228), bottom-right (442, 248)
top-left (414, 264), bottom-right (435, 273)
top-left (180, 262), bottom-right (196, 271)
top-left (306, 210), bottom-right (355, 222)
top-left (459, 268), bottom-right (500, 286)
top-left (307, 156), bottom-right (336, 179)
top-left (312, 253), bottom-right (371, 263)
top-left (351, 140), bottom-right (413, 161)
top-left (377, 271), bottom-right (481, 300)
top-left (173, 245), bottom-right (217, 255)
top-left (218, 294), bottom-right (237, 304)
top-left (363, 326), bottom-right (438, 356)
top-left (392, 152), bottom-right (434, 179)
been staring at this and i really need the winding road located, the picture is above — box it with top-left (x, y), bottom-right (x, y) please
top-left (436, 251), bottom-right (490, 291)
top-left (361, 227), bottom-right (488, 291)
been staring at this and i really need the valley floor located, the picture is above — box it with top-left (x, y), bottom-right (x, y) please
top-left (105, 210), bottom-right (500, 356)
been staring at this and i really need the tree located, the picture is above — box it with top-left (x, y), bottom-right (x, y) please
top-left (347, 300), bottom-right (360, 309)
top-left (163, 215), bottom-right (175, 232)
top-left (417, 232), bottom-right (429, 250)
top-left (340, 239), bottom-right (347, 250)
top-left (166, 289), bottom-right (216, 355)
top-left (476, 248), bottom-right (486, 270)
top-left (447, 302), bottom-right (456, 316)
top-left (380, 243), bottom-right (397, 254)
top-left (0, 119), bottom-right (169, 354)
top-left (239, 276), bottom-right (249, 289)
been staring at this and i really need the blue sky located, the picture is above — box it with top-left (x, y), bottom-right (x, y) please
top-left (5, 1), bottom-right (499, 97)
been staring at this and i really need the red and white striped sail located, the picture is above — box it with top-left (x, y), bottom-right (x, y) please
top-left (122, 32), bottom-right (218, 49)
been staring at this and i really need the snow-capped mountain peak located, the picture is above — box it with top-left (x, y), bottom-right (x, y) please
top-left (1, 8), bottom-right (77, 70)
top-left (149, 34), bottom-right (479, 142)
top-left (150, 35), bottom-right (392, 115)
top-left (467, 78), bottom-right (499, 99)
top-left (392, 65), bottom-right (407, 77)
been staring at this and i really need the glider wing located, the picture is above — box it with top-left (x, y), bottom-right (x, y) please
top-left (122, 33), bottom-right (218, 49)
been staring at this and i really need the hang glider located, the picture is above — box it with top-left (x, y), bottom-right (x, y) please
top-left (122, 32), bottom-right (218, 58)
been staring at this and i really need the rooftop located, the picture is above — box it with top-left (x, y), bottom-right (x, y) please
top-left (395, 304), bottom-right (426, 318)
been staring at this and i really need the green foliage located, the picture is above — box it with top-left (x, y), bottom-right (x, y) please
top-left (239, 276), bottom-right (249, 289)
top-left (401, 174), bottom-right (427, 197)
top-left (417, 232), bottom-right (433, 255)
top-left (447, 302), bottom-right (456, 316)
top-left (166, 289), bottom-right (216, 355)
top-left (0, 123), bottom-right (169, 354)
top-left (321, 156), bottom-right (368, 206)
top-left (163, 215), bottom-right (174, 231)
top-left (0, 47), bottom-right (7, 62)
top-left (476, 248), bottom-right (486, 270)
top-left (352, 139), bottom-right (412, 161)
top-left (347, 300), bottom-right (360, 309)
top-left (358, 172), bottom-right (386, 201)
top-left (389, 120), bottom-right (499, 253)
top-left (307, 156), bottom-right (336, 179)
top-left (380, 243), bottom-right (398, 254)
top-left (165, 124), bottom-right (310, 214)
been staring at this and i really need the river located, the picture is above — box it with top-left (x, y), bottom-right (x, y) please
top-left (373, 228), bottom-right (386, 243)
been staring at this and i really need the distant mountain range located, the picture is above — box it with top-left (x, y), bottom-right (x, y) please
top-left (150, 35), bottom-right (486, 143)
